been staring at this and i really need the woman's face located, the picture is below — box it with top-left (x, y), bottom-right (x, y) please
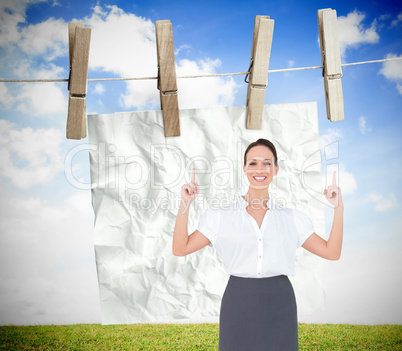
top-left (243, 145), bottom-right (279, 189)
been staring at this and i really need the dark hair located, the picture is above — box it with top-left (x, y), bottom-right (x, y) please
top-left (244, 138), bottom-right (278, 166)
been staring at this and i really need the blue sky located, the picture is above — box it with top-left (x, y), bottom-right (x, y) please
top-left (0, 0), bottom-right (401, 325)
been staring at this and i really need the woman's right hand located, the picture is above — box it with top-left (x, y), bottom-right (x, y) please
top-left (181, 168), bottom-right (199, 204)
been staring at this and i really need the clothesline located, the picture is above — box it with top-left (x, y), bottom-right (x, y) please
top-left (0, 57), bottom-right (401, 83)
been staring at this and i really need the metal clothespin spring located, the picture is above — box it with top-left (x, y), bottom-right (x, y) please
top-left (321, 51), bottom-right (325, 77)
top-left (244, 58), bottom-right (254, 83)
top-left (328, 73), bottom-right (343, 80)
top-left (68, 67), bottom-right (72, 91)
top-left (157, 65), bottom-right (160, 91)
top-left (321, 52), bottom-right (343, 79)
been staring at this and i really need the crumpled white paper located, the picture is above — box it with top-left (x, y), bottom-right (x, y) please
top-left (88, 103), bottom-right (327, 325)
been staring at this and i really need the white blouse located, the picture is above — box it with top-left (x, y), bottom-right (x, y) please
top-left (196, 195), bottom-right (315, 278)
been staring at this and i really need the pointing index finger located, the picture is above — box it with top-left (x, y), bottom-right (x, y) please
top-left (332, 171), bottom-right (337, 186)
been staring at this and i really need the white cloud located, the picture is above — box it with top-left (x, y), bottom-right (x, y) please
top-left (85, 5), bottom-right (156, 76)
top-left (323, 162), bottom-right (357, 196)
top-left (318, 129), bottom-right (357, 196)
top-left (283, 60), bottom-right (295, 77)
top-left (83, 5), bottom-right (238, 110)
top-left (175, 44), bottom-right (191, 56)
top-left (93, 83), bottom-right (105, 95)
top-left (0, 120), bottom-right (64, 189)
top-left (337, 10), bottom-right (380, 58)
top-left (0, 83), bottom-right (16, 108)
top-left (0, 2), bottom-right (68, 115)
top-left (391, 12), bottom-right (402, 27)
top-left (2, 4), bottom-right (237, 113)
top-left (320, 128), bottom-right (342, 160)
top-left (176, 58), bottom-right (239, 109)
top-left (380, 54), bottom-right (402, 80)
top-left (12, 59), bottom-right (30, 77)
top-left (339, 164), bottom-right (357, 195)
top-left (17, 82), bottom-right (66, 115)
top-left (367, 192), bottom-right (398, 212)
top-left (1, 63), bottom-right (67, 116)
top-left (83, 5), bottom-right (158, 109)
top-left (379, 53), bottom-right (402, 95)
top-left (0, 1), bottom-right (67, 61)
top-left (379, 14), bottom-right (391, 21)
top-left (358, 116), bottom-right (372, 134)
top-left (300, 244), bottom-right (402, 324)
top-left (0, 0), bottom-right (34, 46)
top-left (18, 18), bottom-right (67, 61)
top-left (0, 189), bottom-right (101, 324)
top-left (35, 63), bottom-right (65, 79)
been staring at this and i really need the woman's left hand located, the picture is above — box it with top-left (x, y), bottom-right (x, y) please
top-left (323, 171), bottom-right (343, 208)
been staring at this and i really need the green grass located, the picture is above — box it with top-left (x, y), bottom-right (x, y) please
top-left (0, 323), bottom-right (401, 350)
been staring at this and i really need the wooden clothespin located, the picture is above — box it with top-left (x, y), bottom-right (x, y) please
top-left (245, 15), bottom-right (274, 129)
top-left (155, 20), bottom-right (180, 137)
top-left (318, 8), bottom-right (344, 122)
top-left (67, 22), bottom-right (91, 139)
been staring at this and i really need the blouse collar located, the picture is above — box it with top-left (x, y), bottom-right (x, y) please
top-left (239, 195), bottom-right (273, 211)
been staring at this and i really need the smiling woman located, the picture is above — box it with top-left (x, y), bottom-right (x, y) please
top-left (173, 137), bottom-right (344, 350)
top-left (243, 138), bottom-right (278, 190)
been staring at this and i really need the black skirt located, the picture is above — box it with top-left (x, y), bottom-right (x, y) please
top-left (219, 274), bottom-right (299, 351)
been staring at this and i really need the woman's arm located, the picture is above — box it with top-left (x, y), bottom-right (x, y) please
top-left (302, 204), bottom-right (343, 260)
top-left (302, 170), bottom-right (344, 260)
top-left (326, 204), bottom-right (344, 259)
top-left (172, 168), bottom-right (211, 256)
top-left (172, 200), bottom-right (211, 256)
top-left (172, 200), bottom-right (191, 256)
